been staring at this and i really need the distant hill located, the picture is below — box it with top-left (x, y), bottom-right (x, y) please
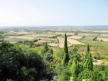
top-left (49, 25), bottom-right (108, 30)
top-left (0, 25), bottom-right (108, 30)
top-left (70, 25), bottom-right (108, 30)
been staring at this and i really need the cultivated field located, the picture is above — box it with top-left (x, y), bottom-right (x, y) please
top-left (2, 28), bottom-right (108, 66)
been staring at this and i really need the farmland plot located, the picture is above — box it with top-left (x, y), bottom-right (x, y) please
top-left (93, 60), bottom-right (108, 65)
top-left (5, 34), bottom-right (37, 42)
top-left (48, 43), bottom-right (58, 47)
top-left (98, 38), bottom-right (108, 42)
top-left (68, 38), bottom-right (84, 45)
top-left (68, 35), bottom-right (82, 39)
top-left (58, 37), bottom-right (64, 48)
top-left (57, 37), bottom-right (84, 48)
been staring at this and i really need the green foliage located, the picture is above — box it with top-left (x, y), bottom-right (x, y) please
top-left (0, 34), bottom-right (107, 81)
top-left (41, 42), bottom-right (53, 55)
top-left (70, 58), bottom-right (79, 77)
top-left (64, 33), bottom-right (68, 54)
top-left (24, 52), bottom-right (46, 80)
top-left (94, 65), bottom-right (105, 71)
top-left (54, 48), bottom-right (64, 61)
top-left (21, 67), bottom-right (37, 81)
top-left (69, 47), bottom-right (81, 61)
top-left (70, 58), bottom-right (79, 81)
top-left (87, 44), bottom-right (90, 53)
top-left (58, 69), bottom-right (70, 81)
top-left (78, 67), bottom-right (104, 81)
top-left (70, 76), bottom-right (74, 81)
top-left (93, 36), bottom-right (98, 41)
top-left (63, 33), bottom-right (69, 65)
top-left (0, 41), bottom-right (47, 81)
top-left (94, 65), bottom-right (108, 81)
top-left (44, 52), bottom-right (53, 62)
top-left (53, 64), bottom-right (64, 80)
top-left (44, 42), bottom-right (49, 53)
top-left (62, 53), bottom-right (66, 65)
top-left (42, 43), bottom-right (54, 62)
top-left (92, 71), bottom-right (104, 81)
top-left (0, 41), bottom-right (25, 80)
top-left (77, 69), bottom-right (92, 81)
top-left (83, 44), bottom-right (93, 70)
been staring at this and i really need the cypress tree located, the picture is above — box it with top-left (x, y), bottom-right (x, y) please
top-left (87, 44), bottom-right (90, 53)
top-left (63, 33), bottom-right (69, 65)
top-left (64, 33), bottom-right (68, 54)
top-left (83, 44), bottom-right (93, 70)
top-left (44, 42), bottom-right (49, 53)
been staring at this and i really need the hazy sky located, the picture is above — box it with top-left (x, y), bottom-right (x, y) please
top-left (0, 0), bottom-right (108, 26)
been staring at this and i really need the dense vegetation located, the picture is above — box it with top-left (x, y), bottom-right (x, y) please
top-left (0, 33), bottom-right (108, 81)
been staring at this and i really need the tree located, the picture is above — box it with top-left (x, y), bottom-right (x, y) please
top-left (0, 41), bottom-right (25, 81)
top-left (41, 42), bottom-right (50, 55)
top-left (44, 42), bottom-right (49, 53)
top-left (83, 44), bottom-right (93, 71)
top-left (25, 52), bottom-right (45, 80)
top-left (64, 33), bottom-right (68, 55)
top-left (0, 41), bottom-right (46, 81)
top-left (48, 48), bottom-right (53, 54)
top-left (77, 69), bottom-right (92, 81)
top-left (93, 36), bottom-right (98, 41)
top-left (58, 69), bottom-right (70, 81)
top-left (70, 58), bottom-right (79, 81)
top-left (92, 71), bottom-right (104, 81)
top-left (87, 44), bottom-right (90, 53)
top-left (63, 33), bottom-right (69, 65)
top-left (69, 47), bottom-right (80, 61)
top-left (44, 52), bottom-right (53, 62)
top-left (20, 67), bottom-right (37, 81)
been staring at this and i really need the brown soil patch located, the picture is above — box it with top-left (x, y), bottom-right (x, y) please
top-left (68, 38), bottom-right (84, 45)
top-left (48, 43), bottom-right (58, 47)
top-left (93, 60), bottom-right (108, 65)
top-left (68, 35), bottom-right (82, 39)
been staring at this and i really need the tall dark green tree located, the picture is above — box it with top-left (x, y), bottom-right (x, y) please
top-left (64, 33), bottom-right (68, 54)
top-left (83, 44), bottom-right (93, 71)
top-left (44, 42), bottom-right (49, 53)
top-left (63, 33), bottom-right (69, 65)
top-left (87, 44), bottom-right (90, 53)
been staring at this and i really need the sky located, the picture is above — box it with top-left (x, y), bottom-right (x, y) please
top-left (0, 0), bottom-right (108, 26)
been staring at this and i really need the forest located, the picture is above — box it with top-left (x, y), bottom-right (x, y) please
top-left (0, 30), bottom-right (108, 81)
